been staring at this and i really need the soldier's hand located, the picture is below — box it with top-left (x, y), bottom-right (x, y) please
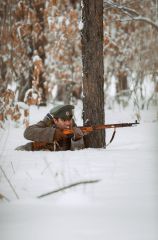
top-left (54, 129), bottom-right (65, 142)
top-left (72, 127), bottom-right (84, 141)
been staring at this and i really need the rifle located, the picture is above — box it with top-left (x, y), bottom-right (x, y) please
top-left (32, 120), bottom-right (139, 150)
top-left (63, 120), bottom-right (139, 147)
top-left (63, 120), bottom-right (139, 135)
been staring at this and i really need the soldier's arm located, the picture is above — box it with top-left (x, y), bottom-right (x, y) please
top-left (70, 127), bottom-right (85, 150)
top-left (70, 137), bottom-right (85, 150)
top-left (24, 120), bottom-right (56, 143)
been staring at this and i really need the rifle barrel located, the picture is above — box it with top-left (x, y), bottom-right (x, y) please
top-left (94, 122), bottom-right (138, 130)
top-left (63, 121), bottom-right (139, 135)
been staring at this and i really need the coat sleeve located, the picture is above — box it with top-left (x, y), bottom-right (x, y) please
top-left (24, 120), bottom-right (56, 143)
top-left (70, 127), bottom-right (85, 150)
top-left (71, 138), bottom-right (85, 150)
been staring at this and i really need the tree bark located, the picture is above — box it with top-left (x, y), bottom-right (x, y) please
top-left (81, 0), bottom-right (105, 148)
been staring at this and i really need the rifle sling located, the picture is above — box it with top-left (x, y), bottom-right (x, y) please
top-left (106, 128), bottom-right (116, 147)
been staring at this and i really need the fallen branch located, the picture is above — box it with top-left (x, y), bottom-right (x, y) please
top-left (37, 179), bottom-right (101, 198)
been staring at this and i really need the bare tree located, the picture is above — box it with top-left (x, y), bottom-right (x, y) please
top-left (81, 0), bottom-right (105, 148)
top-left (104, 0), bottom-right (158, 31)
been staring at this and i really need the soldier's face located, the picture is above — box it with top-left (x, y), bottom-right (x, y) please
top-left (54, 118), bottom-right (73, 129)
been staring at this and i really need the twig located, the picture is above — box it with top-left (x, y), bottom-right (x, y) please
top-left (0, 165), bottom-right (19, 199)
top-left (104, 0), bottom-right (158, 31)
top-left (37, 179), bottom-right (100, 198)
top-left (11, 161), bottom-right (15, 174)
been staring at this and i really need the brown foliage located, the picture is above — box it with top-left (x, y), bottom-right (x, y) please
top-left (0, 89), bottom-right (30, 128)
top-left (0, 0), bottom-right (158, 107)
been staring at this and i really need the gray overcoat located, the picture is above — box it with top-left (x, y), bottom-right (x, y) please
top-left (15, 116), bottom-right (85, 151)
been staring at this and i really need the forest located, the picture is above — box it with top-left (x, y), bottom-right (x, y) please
top-left (0, 0), bottom-right (158, 130)
top-left (0, 2), bottom-right (158, 238)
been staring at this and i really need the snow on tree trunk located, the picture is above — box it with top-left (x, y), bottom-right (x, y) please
top-left (81, 0), bottom-right (105, 148)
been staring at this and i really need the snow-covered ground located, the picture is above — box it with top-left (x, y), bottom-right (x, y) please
top-left (0, 102), bottom-right (158, 240)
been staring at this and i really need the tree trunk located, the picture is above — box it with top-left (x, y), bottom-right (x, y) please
top-left (33, 1), bottom-right (47, 105)
top-left (81, 0), bottom-right (105, 148)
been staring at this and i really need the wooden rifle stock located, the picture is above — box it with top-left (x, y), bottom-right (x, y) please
top-left (63, 120), bottom-right (139, 135)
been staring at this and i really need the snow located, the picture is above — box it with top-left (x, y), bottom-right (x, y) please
top-left (78, 20), bottom-right (84, 30)
top-left (32, 55), bottom-right (41, 62)
top-left (0, 102), bottom-right (158, 240)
